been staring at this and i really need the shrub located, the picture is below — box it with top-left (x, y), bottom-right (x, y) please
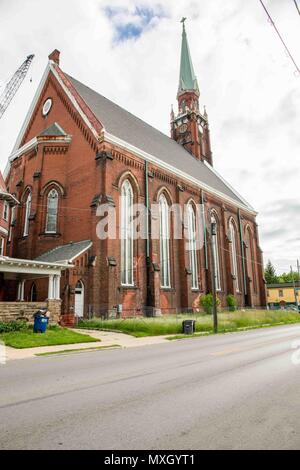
top-left (0, 320), bottom-right (28, 334)
top-left (200, 293), bottom-right (220, 315)
top-left (226, 294), bottom-right (237, 311)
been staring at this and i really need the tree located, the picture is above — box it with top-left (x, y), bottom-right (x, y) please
top-left (200, 293), bottom-right (220, 314)
top-left (278, 271), bottom-right (300, 283)
top-left (264, 260), bottom-right (277, 284)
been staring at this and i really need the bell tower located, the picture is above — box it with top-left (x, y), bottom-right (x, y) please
top-left (171, 18), bottom-right (213, 166)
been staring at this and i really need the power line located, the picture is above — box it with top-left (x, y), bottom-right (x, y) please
top-left (259, 0), bottom-right (300, 75)
top-left (293, 0), bottom-right (300, 16)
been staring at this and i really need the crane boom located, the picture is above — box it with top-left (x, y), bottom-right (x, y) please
top-left (0, 54), bottom-right (34, 120)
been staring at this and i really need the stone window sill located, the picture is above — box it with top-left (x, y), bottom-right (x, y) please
top-left (39, 232), bottom-right (61, 238)
top-left (118, 285), bottom-right (139, 291)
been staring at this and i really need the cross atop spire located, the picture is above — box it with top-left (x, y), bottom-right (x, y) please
top-left (178, 18), bottom-right (199, 96)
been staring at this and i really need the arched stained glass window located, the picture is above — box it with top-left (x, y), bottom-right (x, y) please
top-left (23, 191), bottom-right (32, 237)
top-left (159, 194), bottom-right (171, 288)
top-left (120, 180), bottom-right (134, 286)
top-left (187, 203), bottom-right (198, 289)
top-left (229, 219), bottom-right (240, 292)
top-left (46, 189), bottom-right (59, 233)
top-left (211, 213), bottom-right (221, 291)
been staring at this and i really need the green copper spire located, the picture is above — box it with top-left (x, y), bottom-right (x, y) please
top-left (178, 18), bottom-right (199, 95)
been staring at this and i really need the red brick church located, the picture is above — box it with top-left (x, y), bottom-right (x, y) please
top-left (3, 21), bottom-right (266, 318)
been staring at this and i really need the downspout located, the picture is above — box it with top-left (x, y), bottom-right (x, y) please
top-left (145, 161), bottom-right (151, 310)
top-left (201, 191), bottom-right (208, 270)
top-left (201, 191), bottom-right (209, 294)
top-left (145, 161), bottom-right (150, 260)
top-left (238, 209), bottom-right (247, 296)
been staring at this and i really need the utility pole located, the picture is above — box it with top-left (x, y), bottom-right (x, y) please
top-left (297, 260), bottom-right (300, 310)
top-left (291, 265), bottom-right (297, 307)
top-left (210, 217), bottom-right (218, 333)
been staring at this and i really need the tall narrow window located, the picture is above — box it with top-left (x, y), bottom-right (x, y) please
top-left (46, 189), bottom-right (59, 233)
top-left (0, 237), bottom-right (5, 256)
top-left (229, 219), bottom-right (240, 292)
top-left (120, 180), bottom-right (133, 286)
top-left (247, 227), bottom-right (257, 293)
top-left (23, 191), bottom-right (31, 237)
top-left (211, 214), bottom-right (221, 291)
top-left (3, 201), bottom-right (9, 221)
top-left (8, 206), bottom-right (15, 242)
top-left (159, 194), bottom-right (171, 288)
top-left (187, 203), bottom-right (198, 289)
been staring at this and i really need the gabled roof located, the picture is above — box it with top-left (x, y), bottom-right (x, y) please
top-left (39, 122), bottom-right (67, 137)
top-left (67, 74), bottom-right (252, 210)
top-left (35, 240), bottom-right (92, 263)
top-left (7, 58), bottom-right (254, 213)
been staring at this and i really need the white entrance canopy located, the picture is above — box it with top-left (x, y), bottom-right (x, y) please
top-left (0, 255), bottom-right (72, 300)
top-left (0, 255), bottom-right (69, 276)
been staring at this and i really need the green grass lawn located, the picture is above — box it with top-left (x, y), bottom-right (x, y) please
top-left (78, 309), bottom-right (300, 337)
top-left (0, 325), bottom-right (100, 349)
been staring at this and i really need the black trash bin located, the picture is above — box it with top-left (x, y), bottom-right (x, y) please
top-left (182, 319), bottom-right (196, 335)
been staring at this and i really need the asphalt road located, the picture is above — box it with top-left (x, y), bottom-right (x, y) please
top-left (1, 324), bottom-right (300, 450)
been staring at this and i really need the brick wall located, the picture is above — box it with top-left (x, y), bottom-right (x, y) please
top-left (0, 199), bottom-right (9, 263)
top-left (5, 64), bottom-right (267, 317)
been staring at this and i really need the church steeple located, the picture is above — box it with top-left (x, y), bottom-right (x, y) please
top-left (178, 18), bottom-right (199, 96)
top-left (171, 19), bottom-right (213, 166)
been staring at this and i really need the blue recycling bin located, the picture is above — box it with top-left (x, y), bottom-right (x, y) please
top-left (33, 315), bottom-right (49, 333)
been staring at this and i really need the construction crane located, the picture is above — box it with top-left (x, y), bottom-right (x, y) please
top-left (0, 54), bottom-right (34, 120)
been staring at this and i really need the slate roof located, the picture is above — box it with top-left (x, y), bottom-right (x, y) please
top-left (39, 122), bottom-right (67, 137)
top-left (66, 74), bottom-right (251, 210)
top-left (35, 240), bottom-right (92, 263)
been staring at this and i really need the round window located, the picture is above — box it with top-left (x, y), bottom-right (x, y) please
top-left (42, 98), bottom-right (52, 116)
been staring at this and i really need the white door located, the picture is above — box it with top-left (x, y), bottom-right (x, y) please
top-left (74, 280), bottom-right (84, 317)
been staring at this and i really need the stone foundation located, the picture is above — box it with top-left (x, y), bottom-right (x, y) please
top-left (0, 300), bottom-right (61, 324)
top-left (47, 299), bottom-right (61, 324)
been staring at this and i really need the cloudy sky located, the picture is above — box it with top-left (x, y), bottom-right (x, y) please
top-left (0, 0), bottom-right (299, 273)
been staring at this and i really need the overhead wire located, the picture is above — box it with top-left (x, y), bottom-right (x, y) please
top-left (259, 0), bottom-right (300, 75)
top-left (293, 0), bottom-right (300, 16)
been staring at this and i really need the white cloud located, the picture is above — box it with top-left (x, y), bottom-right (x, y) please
top-left (0, 0), bottom-right (299, 273)
top-left (102, 4), bottom-right (168, 43)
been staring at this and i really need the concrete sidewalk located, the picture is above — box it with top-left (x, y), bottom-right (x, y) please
top-left (5, 329), bottom-right (171, 361)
